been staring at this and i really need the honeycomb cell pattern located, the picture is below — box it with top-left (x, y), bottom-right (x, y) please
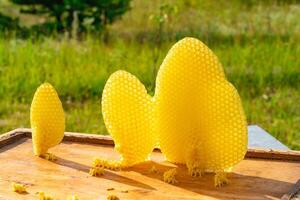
top-left (102, 71), bottom-right (157, 167)
top-left (101, 37), bottom-right (247, 183)
top-left (30, 83), bottom-right (65, 156)
top-left (155, 37), bottom-right (247, 172)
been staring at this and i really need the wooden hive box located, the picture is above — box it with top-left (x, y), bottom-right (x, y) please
top-left (0, 128), bottom-right (300, 200)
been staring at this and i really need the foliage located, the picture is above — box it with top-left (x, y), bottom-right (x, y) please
top-left (148, 3), bottom-right (178, 89)
top-left (0, 35), bottom-right (299, 149)
top-left (0, 13), bottom-right (19, 32)
top-left (10, 0), bottom-right (131, 35)
top-left (0, 0), bottom-right (299, 150)
top-left (149, 3), bottom-right (178, 44)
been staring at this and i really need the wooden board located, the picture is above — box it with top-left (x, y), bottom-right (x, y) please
top-left (0, 129), bottom-right (300, 200)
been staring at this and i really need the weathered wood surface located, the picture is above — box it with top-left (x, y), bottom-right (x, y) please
top-left (0, 129), bottom-right (299, 200)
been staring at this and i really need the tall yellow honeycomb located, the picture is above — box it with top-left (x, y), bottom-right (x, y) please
top-left (155, 37), bottom-right (247, 175)
top-left (30, 83), bottom-right (65, 156)
top-left (102, 71), bottom-right (157, 166)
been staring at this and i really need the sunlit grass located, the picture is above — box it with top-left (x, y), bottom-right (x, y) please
top-left (0, 36), bottom-right (299, 149)
top-left (0, 0), bottom-right (299, 149)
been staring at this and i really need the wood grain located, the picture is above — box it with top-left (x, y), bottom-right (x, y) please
top-left (0, 129), bottom-right (300, 200)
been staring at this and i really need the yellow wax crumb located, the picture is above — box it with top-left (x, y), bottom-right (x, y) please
top-left (67, 195), bottom-right (79, 200)
top-left (107, 194), bottom-right (119, 200)
top-left (38, 191), bottom-right (54, 200)
top-left (93, 157), bottom-right (121, 170)
top-left (163, 168), bottom-right (178, 184)
top-left (149, 165), bottom-right (158, 173)
top-left (89, 167), bottom-right (105, 176)
top-left (41, 153), bottom-right (56, 161)
top-left (121, 190), bottom-right (128, 193)
top-left (11, 182), bottom-right (27, 193)
top-left (188, 166), bottom-right (203, 177)
top-left (214, 172), bottom-right (229, 187)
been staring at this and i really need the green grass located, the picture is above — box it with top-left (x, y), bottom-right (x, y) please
top-left (0, 0), bottom-right (299, 150)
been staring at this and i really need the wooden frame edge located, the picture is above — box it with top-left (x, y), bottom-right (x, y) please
top-left (1, 128), bottom-right (300, 161)
top-left (0, 128), bottom-right (29, 147)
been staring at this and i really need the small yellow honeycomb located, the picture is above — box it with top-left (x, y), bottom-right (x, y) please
top-left (155, 38), bottom-right (247, 179)
top-left (102, 71), bottom-right (157, 167)
top-left (30, 83), bottom-right (65, 156)
top-left (11, 182), bottom-right (26, 193)
top-left (163, 168), bottom-right (178, 184)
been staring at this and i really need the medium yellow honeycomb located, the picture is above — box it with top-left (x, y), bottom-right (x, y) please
top-left (102, 71), bottom-right (157, 167)
top-left (155, 37), bottom-right (247, 173)
top-left (30, 83), bottom-right (65, 156)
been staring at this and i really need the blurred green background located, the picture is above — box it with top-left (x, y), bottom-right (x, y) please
top-left (0, 0), bottom-right (299, 149)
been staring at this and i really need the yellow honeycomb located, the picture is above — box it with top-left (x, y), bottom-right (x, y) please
top-left (101, 37), bottom-right (247, 185)
top-left (102, 71), bottom-right (157, 167)
top-left (155, 37), bottom-right (247, 174)
top-left (30, 83), bottom-right (65, 156)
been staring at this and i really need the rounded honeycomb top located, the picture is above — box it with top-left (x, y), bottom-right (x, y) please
top-left (30, 83), bottom-right (65, 156)
top-left (102, 70), bottom-right (157, 166)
